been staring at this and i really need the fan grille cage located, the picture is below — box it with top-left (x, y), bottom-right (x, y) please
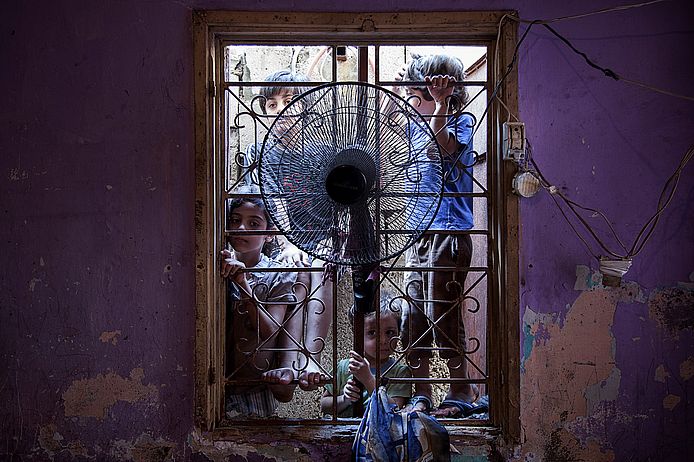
top-left (259, 82), bottom-right (443, 266)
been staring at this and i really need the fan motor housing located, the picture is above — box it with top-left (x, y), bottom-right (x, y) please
top-left (325, 164), bottom-right (368, 205)
top-left (259, 81), bottom-right (444, 266)
top-left (324, 147), bottom-right (376, 206)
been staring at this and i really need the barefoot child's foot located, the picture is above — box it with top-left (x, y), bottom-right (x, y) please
top-left (298, 369), bottom-right (328, 391)
top-left (262, 367), bottom-right (297, 402)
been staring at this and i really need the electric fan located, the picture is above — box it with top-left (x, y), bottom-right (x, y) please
top-left (258, 81), bottom-right (443, 279)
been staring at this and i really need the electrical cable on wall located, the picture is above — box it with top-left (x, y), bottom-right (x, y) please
top-left (486, 0), bottom-right (694, 285)
top-left (528, 143), bottom-right (693, 285)
top-left (496, 1), bottom-right (694, 103)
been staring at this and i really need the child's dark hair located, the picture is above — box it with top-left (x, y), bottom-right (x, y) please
top-left (404, 54), bottom-right (468, 112)
top-left (259, 70), bottom-right (310, 114)
top-left (226, 185), bottom-right (279, 257)
top-left (348, 291), bottom-right (403, 331)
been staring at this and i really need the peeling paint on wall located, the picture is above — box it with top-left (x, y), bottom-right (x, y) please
top-left (521, 288), bottom-right (621, 461)
top-left (654, 364), bottom-right (670, 383)
top-left (29, 277), bottom-right (41, 291)
top-left (99, 330), bottom-right (122, 345)
top-left (189, 428), bottom-right (315, 462)
top-left (584, 367), bottom-right (621, 415)
top-left (648, 287), bottom-right (694, 333)
top-left (37, 424), bottom-right (63, 457)
top-left (573, 265), bottom-right (602, 291)
top-left (680, 356), bottom-right (694, 381)
top-left (37, 428), bottom-right (177, 461)
top-left (566, 401), bottom-right (648, 449)
top-left (519, 267), bottom-right (650, 461)
top-left (542, 427), bottom-right (610, 462)
top-left (110, 433), bottom-right (177, 462)
top-left (662, 394), bottom-right (681, 411)
top-left (62, 368), bottom-right (158, 419)
top-left (520, 265), bottom-right (694, 460)
top-left (37, 424), bottom-right (90, 459)
top-left (521, 307), bottom-right (559, 373)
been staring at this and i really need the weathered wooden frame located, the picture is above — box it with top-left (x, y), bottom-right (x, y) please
top-left (193, 10), bottom-right (520, 445)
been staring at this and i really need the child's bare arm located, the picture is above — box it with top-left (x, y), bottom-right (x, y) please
top-left (348, 351), bottom-right (376, 394)
top-left (319, 390), bottom-right (334, 415)
top-left (222, 250), bottom-right (290, 341)
top-left (276, 238), bottom-right (309, 266)
top-left (426, 75), bottom-right (461, 159)
top-left (320, 379), bottom-right (360, 415)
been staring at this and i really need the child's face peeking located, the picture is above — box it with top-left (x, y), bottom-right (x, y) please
top-left (266, 90), bottom-right (305, 145)
top-left (405, 87), bottom-right (436, 116)
top-left (363, 311), bottom-right (400, 365)
top-left (265, 89), bottom-right (297, 116)
top-left (228, 201), bottom-right (271, 259)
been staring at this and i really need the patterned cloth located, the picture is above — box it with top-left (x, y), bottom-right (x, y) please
top-left (225, 385), bottom-right (278, 418)
top-left (352, 387), bottom-right (451, 461)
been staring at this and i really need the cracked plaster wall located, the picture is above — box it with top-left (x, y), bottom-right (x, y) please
top-left (1, 0), bottom-right (693, 461)
top-left (519, 270), bottom-right (694, 461)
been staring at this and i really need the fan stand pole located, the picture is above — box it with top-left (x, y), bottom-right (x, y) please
top-left (352, 262), bottom-right (377, 417)
top-left (352, 298), bottom-right (365, 418)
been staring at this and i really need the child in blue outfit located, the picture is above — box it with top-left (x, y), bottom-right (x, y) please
top-left (400, 54), bottom-right (488, 418)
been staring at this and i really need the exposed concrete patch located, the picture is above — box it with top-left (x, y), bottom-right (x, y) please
top-left (680, 356), bottom-right (694, 381)
top-left (520, 281), bottom-right (642, 461)
top-left (132, 434), bottom-right (176, 462)
top-left (584, 368), bottom-right (621, 415)
top-left (648, 286), bottom-right (694, 333)
top-left (99, 330), bottom-right (122, 345)
top-left (189, 428), bottom-right (315, 462)
top-left (663, 394), bottom-right (681, 411)
top-left (67, 440), bottom-right (89, 457)
top-left (37, 424), bottom-right (91, 459)
top-left (654, 364), bottom-right (670, 383)
top-left (62, 368), bottom-right (158, 419)
top-left (108, 434), bottom-right (176, 462)
top-left (37, 423), bottom-right (63, 456)
top-left (521, 272), bottom-right (691, 461)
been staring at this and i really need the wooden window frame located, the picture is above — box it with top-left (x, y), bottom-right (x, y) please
top-left (193, 10), bottom-right (520, 445)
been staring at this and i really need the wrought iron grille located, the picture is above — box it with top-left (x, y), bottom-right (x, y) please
top-left (220, 44), bottom-right (492, 424)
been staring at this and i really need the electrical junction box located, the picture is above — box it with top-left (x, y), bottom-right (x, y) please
top-left (503, 122), bottom-right (526, 162)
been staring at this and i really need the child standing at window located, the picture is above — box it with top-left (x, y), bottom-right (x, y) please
top-left (222, 184), bottom-right (302, 417)
top-left (237, 69), bottom-right (310, 188)
top-left (236, 70), bottom-right (335, 393)
top-left (320, 298), bottom-right (412, 417)
top-left (399, 54), bottom-right (488, 418)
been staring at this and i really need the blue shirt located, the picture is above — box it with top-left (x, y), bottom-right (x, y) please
top-left (409, 113), bottom-right (475, 231)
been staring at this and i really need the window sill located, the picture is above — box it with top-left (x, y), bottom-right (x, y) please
top-left (205, 423), bottom-right (501, 445)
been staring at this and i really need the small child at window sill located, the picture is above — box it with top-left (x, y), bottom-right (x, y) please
top-left (320, 297), bottom-right (411, 417)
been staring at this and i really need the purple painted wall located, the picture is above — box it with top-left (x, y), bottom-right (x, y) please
top-left (2, 0), bottom-right (692, 460)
